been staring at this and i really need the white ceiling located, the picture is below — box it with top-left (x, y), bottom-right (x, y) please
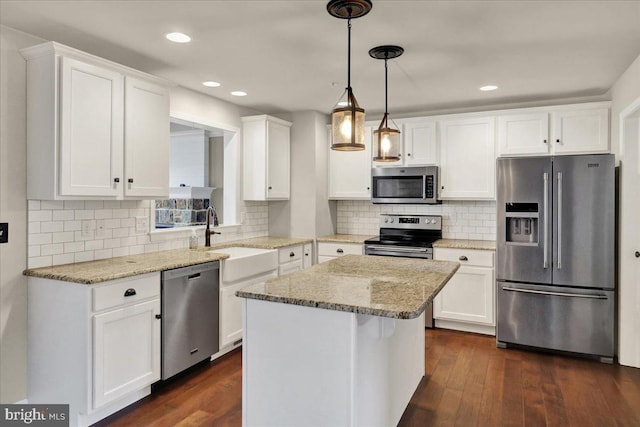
top-left (1, 0), bottom-right (639, 117)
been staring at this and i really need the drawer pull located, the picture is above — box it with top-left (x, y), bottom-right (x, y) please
top-left (336, 248), bottom-right (344, 254)
top-left (124, 288), bottom-right (137, 297)
top-left (188, 273), bottom-right (201, 280)
top-left (190, 348), bottom-right (199, 354)
top-left (290, 251), bottom-right (295, 257)
top-left (459, 256), bottom-right (468, 261)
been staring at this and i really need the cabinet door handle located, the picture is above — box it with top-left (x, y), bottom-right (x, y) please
top-left (543, 139), bottom-right (547, 144)
top-left (556, 139), bottom-right (560, 144)
top-left (289, 251), bottom-right (295, 257)
top-left (155, 314), bottom-right (162, 320)
top-left (305, 252), bottom-right (309, 256)
top-left (128, 178), bottom-right (134, 183)
top-left (124, 288), bottom-right (137, 297)
top-left (268, 186), bottom-right (273, 190)
top-left (113, 177), bottom-right (120, 183)
top-left (459, 256), bottom-right (468, 261)
top-left (407, 153), bottom-right (411, 156)
top-left (336, 248), bottom-right (344, 254)
top-left (635, 251), bottom-right (640, 258)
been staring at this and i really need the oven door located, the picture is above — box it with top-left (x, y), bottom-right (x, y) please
top-left (364, 244), bottom-right (433, 259)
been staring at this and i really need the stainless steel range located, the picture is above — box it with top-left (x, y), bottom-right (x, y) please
top-left (364, 214), bottom-right (443, 327)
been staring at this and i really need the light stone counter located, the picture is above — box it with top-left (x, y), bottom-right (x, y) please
top-left (433, 239), bottom-right (497, 251)
top-left (23, 236), bottom-right (314, 284)
top-left (207, 235), bottom-right (313, 250)
top-left (23, 249), bottom-right (230, 284)
top-left (316, 234), bottom-right (376, 244)
top-left (237, 254), bottom-right (459, 319)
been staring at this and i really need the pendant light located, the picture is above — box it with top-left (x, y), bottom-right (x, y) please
top-left (327, 0), bottom-right (372, 151)
top-left (369, 45), bottom-right (404, 161)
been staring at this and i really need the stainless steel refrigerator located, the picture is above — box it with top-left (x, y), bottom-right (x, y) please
top-left (496, 154), bottom-right (615, 362)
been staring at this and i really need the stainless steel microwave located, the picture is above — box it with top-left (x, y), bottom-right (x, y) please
top-left (371, 166), bottom-right (440, 204)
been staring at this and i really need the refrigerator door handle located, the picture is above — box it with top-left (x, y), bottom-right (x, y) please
top-left (502, 286), bottom-right (608, 300)
top-left (557, 171), bottom-right (563, 269)
top-left (543, 172), bottom-right (549, 269)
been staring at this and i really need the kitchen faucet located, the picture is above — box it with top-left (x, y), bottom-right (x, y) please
top-left (205, 205), bottom-right (220, 247)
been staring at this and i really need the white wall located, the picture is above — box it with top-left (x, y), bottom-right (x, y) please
top-left (0, 25), bottom-right (45, 404)
top-left (610, 53), bottom-right (640, 367)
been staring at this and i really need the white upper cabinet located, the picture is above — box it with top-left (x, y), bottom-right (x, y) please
top-left (21, 42), bottom-right (171, 200)
top-left (242, 115), bottom-right (292, 201)
top-left (551, 107), bottom-right (609, 154)
top-left (58, 57), bottom-right (124, 197)
top-left (328, 125), bottom-right (372, 200)
top-left (497, 103), bottom-right (610, 157)
top-left (123, 77), bottom-right (170, 198)
top-left (439, 116), bottom-right (496, 200)
top-left (371, 118), bottom-right (438, 167)
top-left (497, 112), bottom-right (549, 156)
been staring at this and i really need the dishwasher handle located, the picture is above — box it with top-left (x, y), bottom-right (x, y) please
top-left (188, 273), bottom-right (201, 280)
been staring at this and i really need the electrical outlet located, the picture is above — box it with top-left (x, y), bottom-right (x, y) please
top-left (136, 216), bottom-right (148, 233)
top-left (81, 220), bottom-right (95, 237)
top-left (0, 223), bottom-right (8, 244)
top-left (95, 220), bottom-right (106, 239)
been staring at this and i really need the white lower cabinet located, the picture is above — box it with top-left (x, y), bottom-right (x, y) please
top-left (317, 242), bottom-right (363, 263)
top-left (278, 244), bottom-right (313, 275)
top-left (28, 273), bottom-right (161, 426)
top-left (433, 248), bottom-right (495, 335)
top-left (93, 298), bottom-right (160, 409)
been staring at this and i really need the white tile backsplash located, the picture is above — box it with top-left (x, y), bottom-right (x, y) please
top-left (336, 200), bottom-right (497, 240)
top-left (28, 199), bottom-right (270, 268)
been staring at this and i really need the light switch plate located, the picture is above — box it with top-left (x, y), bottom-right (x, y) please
top-left (0, 223), bottom-right (8, 244)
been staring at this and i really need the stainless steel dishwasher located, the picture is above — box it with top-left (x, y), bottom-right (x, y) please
top-left (161, 261), bottom-right (220, 380)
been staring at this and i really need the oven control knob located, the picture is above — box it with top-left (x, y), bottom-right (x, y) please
top-left (390, 219), bottom-right (395, 223)
top-left (384, 219), bottom-right (389, 223)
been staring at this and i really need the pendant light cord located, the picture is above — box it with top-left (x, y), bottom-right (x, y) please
top-left (347, 16), bottom-right (351, 90)
top-left (384, 55), bottom-right (388, 127)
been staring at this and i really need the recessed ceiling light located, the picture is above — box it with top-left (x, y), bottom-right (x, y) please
top-left (166, 32), bottom-right (191, 43)
top-left (480, 85), bottom-right (498, 91)
top-left (231, 91), bottom-right (247, 97)
top-left (202, 81), bottom-right (221, 88)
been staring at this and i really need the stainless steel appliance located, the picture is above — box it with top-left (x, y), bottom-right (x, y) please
top-left (161, 261), bottom-right (220, 379)
top-left (365, 214), bottom-right (443, 327)
top-left (496, 154), bottom-right (615, 362)
top-left (371, 166), bottom-right (439, 204)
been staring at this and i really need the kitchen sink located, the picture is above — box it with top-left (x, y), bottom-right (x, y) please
top-left (211, 247), bottom-right (278, 283)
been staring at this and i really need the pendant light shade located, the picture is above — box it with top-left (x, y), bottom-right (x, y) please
top-left (327, 0), bottom-right (372, 151)
top-left (369, 45), bottom-right (404, 162)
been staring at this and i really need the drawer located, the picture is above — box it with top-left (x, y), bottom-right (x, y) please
top-left (279, 260), bottom-right (303, 276)
top-left (317, 242), bottom-right (362, 257)
top-left (279, 245), bottom-right (303, 264)
top-left (92, 273), bottom-right (160, 312)
top-left (434, 248), bottom-right (494, 268)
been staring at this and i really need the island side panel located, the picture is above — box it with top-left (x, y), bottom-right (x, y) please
top-left (242, 299), bottom-right (357, 426)
top-left (355, 312), bottom-right (425, 426)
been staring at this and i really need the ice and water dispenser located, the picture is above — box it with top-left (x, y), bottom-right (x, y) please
top-left (505, 203), bottom-right (538, 245)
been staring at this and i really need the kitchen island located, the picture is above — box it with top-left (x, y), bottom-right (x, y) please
top-left (236, 255), bottom-right (459, 427)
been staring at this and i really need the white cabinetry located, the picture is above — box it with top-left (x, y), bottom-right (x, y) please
top-left (328, 125), bottom-right (372, 200)
top-left (21, 42), bottom-right (170, 200)
top-left (28, 273), bottom-right (161, 426)
top-left (433, 248), bottom-right (495, 335)
top-left (242, 115), bottom-right (292, 201)
top-left (372, 119), bottom-right (438, 167)
top-left (317, 242), bottom-right (363, 264)
top-left (439, 116), bottom-right (496, 200)
top-left (278, 244), bottom-right (313, 275)
top-left (497, 103), bottom-right (610, 157)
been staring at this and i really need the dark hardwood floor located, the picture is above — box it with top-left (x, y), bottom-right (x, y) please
top-left (97, 329), bottom-right (640, 427)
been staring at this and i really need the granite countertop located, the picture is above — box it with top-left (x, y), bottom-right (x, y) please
top-left (23, 249), bottom-right (230, 284)
top-left (207, 236), bottom-right (313, 250)
top-left (317, 234), bottom-right (376, 244)
top-left (24, 236), bottom-right (315, 285)
top-left (236, 254), bottom-right (459, 320)
top-left (433, 239), bottom-right (496, 251)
